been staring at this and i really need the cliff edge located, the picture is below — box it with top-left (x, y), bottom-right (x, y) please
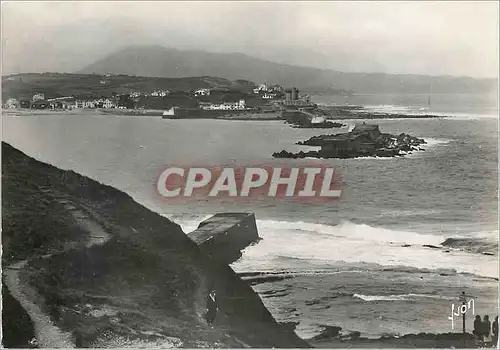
top-left (1, 142), bottom-right (309, 348)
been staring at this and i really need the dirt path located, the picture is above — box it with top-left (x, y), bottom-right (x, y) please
top-left (4, 262), bottom-right (75, 348)
top-left (3, 202), bottom-right (111, 348)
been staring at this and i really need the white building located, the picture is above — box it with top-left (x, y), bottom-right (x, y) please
top-left (311, 116), bottom-right (326, 124)
top-left (194, 88), bottom-right (211, 97)
top-left (102, 98), bottom-right (115, 108)
top-left (262, 93), bottom-right (277, 99)
top-left (5, 98), bottom-right (19, 108)
top-left (253, 83), bottom-right (269, 94)
top-left (32, 93), bottom-right (45, 101)
top-left (151, 90), bottom-right (169, 97)
top-left (201, 99), bottom-right (246, 110)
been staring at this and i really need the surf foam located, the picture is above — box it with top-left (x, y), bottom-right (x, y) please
top-left (232, 219), bottom-right (499, 279)
top-left (172, 215), bottom-right (498, 278)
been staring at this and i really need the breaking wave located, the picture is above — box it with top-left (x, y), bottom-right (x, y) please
top-left (234, 219), bottom-right (498, 278)
top-left (173, 215), bottom-right (498, 279)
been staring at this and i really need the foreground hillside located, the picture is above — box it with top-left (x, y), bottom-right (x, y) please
top-left (1, 142), bottom-right (309, 348)
top-left (79, 45), bottom-right (496, 94)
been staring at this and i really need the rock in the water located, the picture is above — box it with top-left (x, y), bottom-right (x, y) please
top-left (423, 244), bottom-right (441, 249)
top-left (273, 123), bottom-right (426, 159)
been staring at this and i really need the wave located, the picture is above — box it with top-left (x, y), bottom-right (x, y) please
top-left (232, 219), bottom-right (499, 279)
top-left (353, 293), bottom-right (455, 302)
top-left (344, 138), bottom-right (450, 160)
top-left (362, 105), bottom-right (498, 119)
top-left (172, 215), bottom-right (498, 279)
top-left (168, 214), bottom-right (213, 234)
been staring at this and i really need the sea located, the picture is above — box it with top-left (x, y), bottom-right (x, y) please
top-left (2, 93), bottom-right (498, 340)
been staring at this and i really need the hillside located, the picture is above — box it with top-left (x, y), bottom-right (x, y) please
top-left (1, 142), bottom-right (309, 348)
top-left (1, 73), bottom-right (254, 101)
top-left (79, 45), bottom-right (497, 94)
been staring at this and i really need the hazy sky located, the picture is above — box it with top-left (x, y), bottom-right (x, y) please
top-left (2, 1), bottom-right (498, 78)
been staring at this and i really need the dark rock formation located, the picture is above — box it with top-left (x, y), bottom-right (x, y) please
top-left (310, 325), bottom-right (342, 341)
top-left (441, 237), bottom-right (498, 255)
top-left (188, 213), bottom-right (261, 265)
top-left (274, 124), bottom-right (426, 159)
top-left (272, 150), bottom-right (323, 159)
top-left (310, 326), bottom-right (484, 349)
top-left (281, 109), bottom-right (344, 128)
top-left (423, 244), bottom-right (441, 249)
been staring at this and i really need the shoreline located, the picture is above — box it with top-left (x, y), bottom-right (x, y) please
top-left (3, 107), bottom-right (474, 121)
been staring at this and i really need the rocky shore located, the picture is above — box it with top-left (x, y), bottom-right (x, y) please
top-left (2, 142), bottom-right (309, 348)
top-left (310, 327), bottom-right (486, 348)
top-left (285, 120), bottom-right (345, 129)
top-left (281, 109), bottom-right (345, 128)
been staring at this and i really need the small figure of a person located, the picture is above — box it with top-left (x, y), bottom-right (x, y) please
top-left (473, 315), bottom-right (483, 341)
top-left (204, 289), bottom-right (218, 327)
top-left (28, 337), bottom-right (38, 348)
top-left (492, 316), bottom-right (498, 347)
top-left (483, 315), bottom-right (491, 344)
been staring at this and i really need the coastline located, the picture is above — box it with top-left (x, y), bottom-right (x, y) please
top-left (3, 107), bottom-right (458, 121)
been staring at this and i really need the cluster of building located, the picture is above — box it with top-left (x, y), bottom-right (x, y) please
top-left (253, 83), bottom-right (284, 100)
top-left (200, 99), bottom-right (246, 111)
top-left (74, 98), bottom-right (116, 109)
top-left (2, 93), bottom-right (119, 110)
top-left (194, 88), bottom-right (211, 97)
top-left (3, 82), bottom-right (310, 112)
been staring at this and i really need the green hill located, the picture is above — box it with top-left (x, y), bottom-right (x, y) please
top-left (2, 73), bottom-right (255, 101)
top-left (2, 142), bottom-right (309, 348)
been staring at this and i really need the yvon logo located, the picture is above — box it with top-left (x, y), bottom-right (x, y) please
top-left (155, 164), bottom-right (342, 203)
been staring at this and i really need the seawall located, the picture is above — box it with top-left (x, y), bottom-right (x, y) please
top-left (188, 213), bottom-right (260, 265)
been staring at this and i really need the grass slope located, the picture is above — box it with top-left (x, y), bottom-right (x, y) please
top-left (1, 142), bottom-right (309, 348)
top-left (2, 73), bottom-right (255, 101)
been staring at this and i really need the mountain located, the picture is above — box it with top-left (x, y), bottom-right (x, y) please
top-left (78, 45), bottom-right (497, 94)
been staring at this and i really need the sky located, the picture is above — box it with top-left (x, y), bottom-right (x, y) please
top-left (2, 1), bottom-right (499, 78)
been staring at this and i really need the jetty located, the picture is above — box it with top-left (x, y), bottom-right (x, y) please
top-left (188, 213), bottom-right (260, 265)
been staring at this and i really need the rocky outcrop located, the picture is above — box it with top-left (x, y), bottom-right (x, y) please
top-left (281, 109), bottom-right (344, 128)
top-left (310, 325), bottom-right (484, 349)
top-left (272, 150), bottom-right (319, 159)
top-left (274, 127), bottom-right (426, 159)
top-left (188, 213), bottom-right (261, 265)
top-left (290, 121), bottom-right (345, 129)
